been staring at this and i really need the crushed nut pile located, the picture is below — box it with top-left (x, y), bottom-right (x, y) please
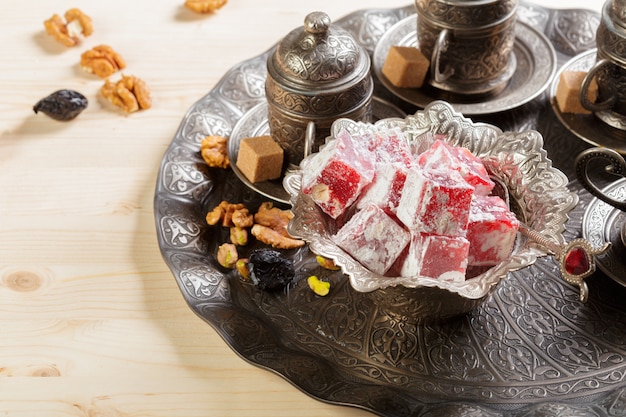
top-left (208, 201), bottom-right (304, 276)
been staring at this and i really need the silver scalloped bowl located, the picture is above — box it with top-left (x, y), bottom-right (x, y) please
top-left (283, 101), bottom-right (578, 323)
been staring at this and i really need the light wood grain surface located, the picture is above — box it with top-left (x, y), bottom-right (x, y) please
top-left (0, 0), bottom-right (602, 416)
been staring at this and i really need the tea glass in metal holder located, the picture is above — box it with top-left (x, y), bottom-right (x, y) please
top-left (576, 147), bottom-right (626, 256)
top-left (580, 0), bottom-right (626, 131)
top-left (414, 0), bottom-right (518, 97)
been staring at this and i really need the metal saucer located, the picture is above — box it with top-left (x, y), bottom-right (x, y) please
top-left (372, 15), bottom-right (557, 115)
top-left (227, 97), bottom-right (406, 205)
top-left (550, 48), bottom-right (626, 154)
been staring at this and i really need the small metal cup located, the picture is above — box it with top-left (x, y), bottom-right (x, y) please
top-left (576, 147), bottom-right (626, 211)
top-left (265, 11), bottom-right (373, 167)
top-left (611, 0), bottom-right (626, 29)
top-left (415, 0), bottom-right (518, 96)
top-left (575, 147), bottom-right (626, 246)
top-left (580, 0), bottom-right (626, 130)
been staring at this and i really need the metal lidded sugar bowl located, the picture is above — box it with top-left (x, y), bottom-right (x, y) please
top-left (265, 11), bottom-right (373, 167)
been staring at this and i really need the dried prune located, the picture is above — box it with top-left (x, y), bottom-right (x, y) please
top-left (33, 89), bottom-right (88, 121)
top-left (248, 248), bottom-right (295, 291)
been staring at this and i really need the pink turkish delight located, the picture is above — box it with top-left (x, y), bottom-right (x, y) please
top-left (333, 203), bottom-right (410, 275)
top-left (399, 233), bottom-right (470, 282)
top-left (417, 140), bottom-right (494, 195)
top-left (301, 129), bottom-right (375, 219)
top-left (360, 128), bottom-right (414, 168)
top-left (357, 163), bottom-right (408, 214)
top-left (467, 195), bottom-right (519, 266)
top-left (396, 166), bottom-right (474, 236)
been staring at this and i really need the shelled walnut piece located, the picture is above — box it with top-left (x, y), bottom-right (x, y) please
top-left (252, 202), bottom-right (304, 249)
top-left (200, 135), bottom-right (230, 169)
top-left (206, 200), bottom-right (304, 250)
top-left (100, 75), bottom-right (151, 113)
top-left (254, 202), bottom-right (293, 237)
top-left (44, 8), bottom-right (93, 47)
top-left (251, 225), bottom-right (304, 249)
top-left (206, 201), bottom-right (253, 228)
top-left (81, 45), bottom-right (126, 78)
top-left (184, 0), bottom-right (227, 13)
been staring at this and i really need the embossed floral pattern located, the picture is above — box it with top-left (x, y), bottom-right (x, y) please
top-left (154, 4), bottom-right (624, 417)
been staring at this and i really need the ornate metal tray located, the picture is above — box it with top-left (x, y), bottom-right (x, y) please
top-left (154, 3), bottom-right (626, 416)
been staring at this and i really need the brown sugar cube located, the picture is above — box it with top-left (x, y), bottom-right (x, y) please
top-left (382, 45), bottom-right (430, 88)
top-left (556, 71), bottom-right (598, 114)
top-left (236, 135), bottom-right (284, 183)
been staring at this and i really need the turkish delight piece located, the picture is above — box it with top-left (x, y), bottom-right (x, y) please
top-left (419, 234), bottom-right (470, 282)
top-left (358, 128), bottom-right (414, 169)
top-left (396, 166), bottom-right (473, 236)
top-left (467, 195), bottom-right (519, 266)
top-left (399, 232), bottom-right (470, 282)
top-left (301, 129), bottom-right (375, 219)
top-left (357, 163), bottom-right (408, 214)
top-left (333, 203), bottom-right (410, 275)
top-left (417, 140), bottom-right (494, 195)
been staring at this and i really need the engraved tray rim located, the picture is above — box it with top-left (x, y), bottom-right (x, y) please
top-left (154, 4), bottom-right (626, 417)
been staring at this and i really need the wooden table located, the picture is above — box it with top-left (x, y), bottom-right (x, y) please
top-left (0, 0), bottom-right (603, 415)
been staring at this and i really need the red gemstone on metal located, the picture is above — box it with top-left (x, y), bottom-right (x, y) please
top-left (564, 246), bottom-right (590, 276)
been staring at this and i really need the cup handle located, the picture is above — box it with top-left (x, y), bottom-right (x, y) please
top-left (304, 121), bottom-right (315, 159)
top-left (575, 147), bottom-right (626, 211)
top-left (579, 59), bottom-right (616, 112)
top-left (431, 29), bottom-right (454, 83)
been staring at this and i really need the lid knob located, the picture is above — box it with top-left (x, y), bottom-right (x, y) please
top-left (304, 11), bottom-right (331, 35)
top-left (268, 10), bottom-right (367, 84)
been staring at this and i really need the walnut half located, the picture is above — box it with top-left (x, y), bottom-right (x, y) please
top-left (81, 45), bottom-right (126, 78)
top-left (200, 135), bottom-right (230, 169)
top-left (44, 8), bottom-right (93, 47)
top-left (100, 75), bottom-right (151, 113)
top-left (184, 0), bottom-right (227, 14)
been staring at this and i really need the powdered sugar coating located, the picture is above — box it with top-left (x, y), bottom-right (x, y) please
top-left (467, 195), bottom-right (519, 266)
top-left (396, 167), bottom-right (473, 235)
top-left (333, 203), bottom-right (410, 275)
top-left (417, 139), bottom-right (495, 195)
top-left (356, 163), bottom-right (408, 214)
